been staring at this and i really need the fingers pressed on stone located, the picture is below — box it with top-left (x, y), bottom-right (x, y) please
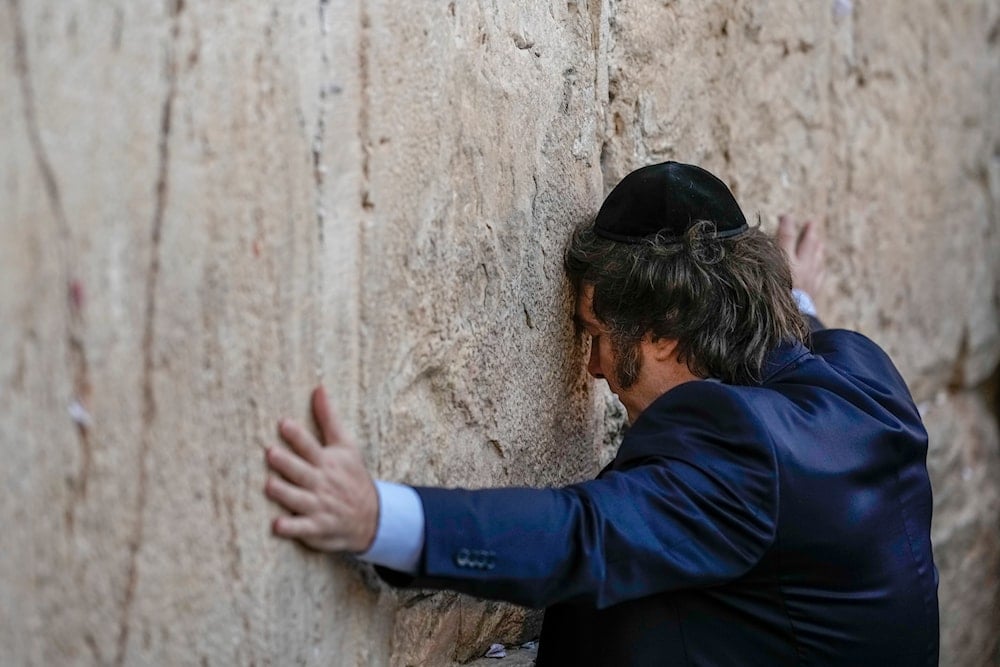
top-left (273, 515), bottom-right (322, 539)
top-left (279, 419), bottom-right (324, 464)
top-left (797, 221), bottom-right (818, 254)
top-left (265, 475), bottom-right (317, 515)
top-left (777, 215), bottom-right (799, 253)
top-left (266, 446), bottom-right (317, 488)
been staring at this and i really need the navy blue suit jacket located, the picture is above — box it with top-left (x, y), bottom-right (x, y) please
top-left (381, 329), bottom-right (939, 665)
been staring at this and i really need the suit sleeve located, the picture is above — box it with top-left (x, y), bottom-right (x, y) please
top-left (378, 388), bottom-right (779, 610)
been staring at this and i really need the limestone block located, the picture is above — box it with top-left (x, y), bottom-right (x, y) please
top-left (358, 0), bottom-right (610, 491)
top-left (356, 3), bottom-right (615, 662)
top-left (1, 1), bottom-right (382, 664)
top-left (822, 1), bottom-right (1000, 398)
top-left (922, 388), bottom-right (1000, 667)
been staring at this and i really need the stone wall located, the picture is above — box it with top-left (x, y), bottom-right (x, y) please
top-left (1, 1), bottom-right (997, 665)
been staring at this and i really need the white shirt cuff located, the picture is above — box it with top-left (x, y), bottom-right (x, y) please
top-left (792, 288), bottom-right (817, 318)
top-left (355, 480), bottom-right (425, 575)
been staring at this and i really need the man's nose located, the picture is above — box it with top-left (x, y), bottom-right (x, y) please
top-left (587, 343), bottom-right (604, 379)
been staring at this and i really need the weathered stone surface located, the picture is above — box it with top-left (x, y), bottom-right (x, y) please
top-left (1, 1), bottom-right (383, 664)
top-left (923, 387), bottom-right (1000, 667)
top-left (1, 1), bottom-right (998, 665)
top-left (359, 0), bottom-right (608, 495)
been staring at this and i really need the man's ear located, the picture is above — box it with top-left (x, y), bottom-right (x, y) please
top-left (648, 335), bottom-right (680, 362)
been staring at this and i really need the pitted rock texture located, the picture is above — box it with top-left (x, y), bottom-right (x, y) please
top-left (1, 1), bottom-right (998, 666)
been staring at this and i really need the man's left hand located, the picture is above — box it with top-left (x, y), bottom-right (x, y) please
top-left (265, 386), bottom-right (378, 553)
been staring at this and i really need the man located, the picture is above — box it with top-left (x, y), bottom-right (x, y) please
top-left (264, 162), bottom-right (939, 665)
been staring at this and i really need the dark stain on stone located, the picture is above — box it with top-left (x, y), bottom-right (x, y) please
top-left (84, 632), bottom-right (103, 663)
top-left (112, 7), bottom-right (124, 51)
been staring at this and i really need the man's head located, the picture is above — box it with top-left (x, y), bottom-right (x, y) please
top-left (566, 162), bottom-right (808, 414)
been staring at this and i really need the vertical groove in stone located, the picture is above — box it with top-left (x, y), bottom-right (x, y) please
top-left (11, 0), bottom-right (94, 532)
top-left (356, 0), bottom-right (373, 463)
top-left (11, 0), bottom-right (67, 236)
top-left (115, 3), bottom-right (181, 664)
top-left (313, 0), bottom-right (331, 379)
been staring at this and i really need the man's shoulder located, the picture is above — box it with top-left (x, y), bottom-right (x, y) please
top-left (809, 327), bottom-right (895, 366)
top-left (616, 380), bottom-right (775, 467)
top-left (806, 328), bottom-right (914, 397)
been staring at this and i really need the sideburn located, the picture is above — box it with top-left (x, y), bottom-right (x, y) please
top-left (612, 338), bottom-right (643, 389)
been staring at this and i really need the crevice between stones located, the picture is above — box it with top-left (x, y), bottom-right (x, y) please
top-left (357, 0), bottom-right (374, 463)
top-left (314, 0), bottom-right (331, 378)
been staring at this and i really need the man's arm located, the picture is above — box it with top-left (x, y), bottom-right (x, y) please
top-left (265, 385), bottom-right (779, 610)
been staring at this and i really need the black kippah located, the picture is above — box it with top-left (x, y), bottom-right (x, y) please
top-left (593, 161), bottom-right (748, 244)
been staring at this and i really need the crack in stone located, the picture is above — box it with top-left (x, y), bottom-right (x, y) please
top-left (598, 0), bottom-right (616, 191)
top-left (314, 0), bottom-right (332, 376)
top-left (114, 3), bottom-right (181, 664)
top-left (84, 632), bottom-right (104, 664)
top-left (530, 173), bottom-right (539, 227)
top-left (12, 0), bottom-right (68, 237)
top-left (223, 493), bottom-right (242, 583)
top-left (66, 330), bottom-right (93, 531)
top-left (315, 0), bottom-right (330, 220)
top-left (11, 0), bottom-right (95, 532)
top-left (359, 4), bottom-right (372, 211)
top-left (358, 0), bottom-right (373, 457)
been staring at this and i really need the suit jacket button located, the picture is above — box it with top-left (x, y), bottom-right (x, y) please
top-left (455, 548), bottom-right (470, 567)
